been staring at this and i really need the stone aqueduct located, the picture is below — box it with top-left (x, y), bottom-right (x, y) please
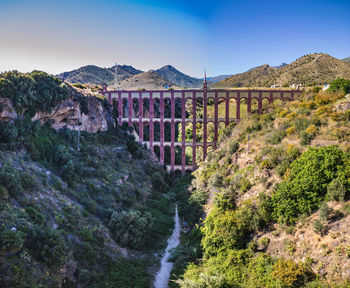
top-left (101, 83), bottom-right (301, 174)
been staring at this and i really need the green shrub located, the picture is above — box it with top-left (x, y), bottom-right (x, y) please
top-left (108, 209), bottom-right (155, 249)
top-left (0, 184), bottom-right (9, 201)
top-left (266, 130), bottom-right (286, 145)
top-left (26, 227), bottom-right (66, 266)
top-left (1, 229), bottom-right (25, 253)
top-left (328, 78), bottom-right (350, 94)
top-left (300, 131), bottom-right (314, 145)
top-left (21, 172), bottom-right (37, 190)
top-left (101, 259), bottom-right (150, 288)
top-left (25, 207), bottom-right (45, 225)
top-left (0, 70), bottom-right (69, 115)
top-left (319, 203), bottom-right (332, 221)
top-left (327, 178), bottom-right (347, 201)
top-left (271, 146), bottom-right (350, 224)
top-left (313, 219), bottom-right (327, 236)
top-left (0, 164), bottom-right (23, 196)
top-left (272, 259), bottom-right (314, 287)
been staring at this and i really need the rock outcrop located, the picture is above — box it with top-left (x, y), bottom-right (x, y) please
top-left (0, 94), bottom-right (114, 133)
top-left (0, 98), bottom-right (17, 122)
top-left (32, 96), bottom-right (112, 133)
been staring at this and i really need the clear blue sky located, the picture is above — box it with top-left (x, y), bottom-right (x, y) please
top-left (0, 0), bottom-right (349, 77)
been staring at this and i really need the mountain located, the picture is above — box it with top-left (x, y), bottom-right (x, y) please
top-left (343, 57), bottom-right (350, 63)
top-left (57, 64), bottom-right (142, 85)
top-left (215, 53), bottom-right (350, 87)
top-left (207, 74), bottom-right (233, 83)
top-left (154, 65), bottom-right (203, 88)
top-left (116, 71), bottom-right (177, 90)
top-left (215, 64), bottom-right (276, 87)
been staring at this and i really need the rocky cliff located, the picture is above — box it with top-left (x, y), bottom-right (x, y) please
top-left (0, 89), bottom-right (113, 133)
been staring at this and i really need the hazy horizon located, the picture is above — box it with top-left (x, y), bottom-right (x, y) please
top-left (0, 0), bottom-right (349, 78)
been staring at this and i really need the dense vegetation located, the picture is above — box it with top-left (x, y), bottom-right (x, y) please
top-left (171, 82), bottom-right (350, 287)
top-left (0, 71), bottom-right (174, 287)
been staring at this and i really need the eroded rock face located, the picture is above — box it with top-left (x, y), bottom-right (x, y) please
top-left (0, 98), bottom-right (17, 121)
top-left (32, 96), bottom-right (111, 133)
top-left (0, 95), bottom-right (113, 133)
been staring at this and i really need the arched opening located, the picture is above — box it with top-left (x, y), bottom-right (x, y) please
top-left (132, 98), bottom-right (139, 118)
top-left (175, 146), bottom-right (182, 165)
top-left (164, 98), bottom-right (171, 118)
top-left (262, 98), bottom-right (271, 113)
top-left (154, 98), bottom-right (160, 118)
top-left (153, 121), bottom-right (160, 141)
top-left (250, 97), bottom-right (259, 115)
top-left (164, 146), bottom-right (171, 165)
top-left (112, 99), bottom-right (119, 120)
top-left (207, 122), bottom-right (215, 143)
top-left (174, 169), bottom-right (182, 178)
top-left (218, 122), bottom-right (227, 142)
top-left (196, 145), bottom-right (204, 165)
top-left (143, 99), bottom-right (150, 118)
top-left (185, 146), bottom-right (193, 165)
top-left (195, 122), bottom-right (203, 143)
top-left (164, 122), bottom-right (171, 142)
top-left (175, 98), bottom-right (183, 118)
top-left (122, 98), bottom-right (128, 118)
top-left (153, 145), bottom-right (160, 160)
top-left (143, 121), bottom-right (150, 141)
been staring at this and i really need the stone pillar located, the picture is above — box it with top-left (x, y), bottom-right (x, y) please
top-left (108, 92), bottom-right (112, 104)
top-left (181, 92), bottom-right (186, 175)
top-left (128, 92), bottom-right (132, 127)
top-left (236, 92), bottom-right (241, 120)
top-left (247, 91), bottom-right (252, 115)
top-left (138, 93), bottom-right (143, 144)
top-left (192, 93), bottom-right (197, 169)
top-left (269, 91), bottom-right (273, 104)
top-left (160, 93), bottom-right (165, 165)
top-left (291, 91), bottom-right (294, 101)
top-left (203, 90), bottom-right (208, 160)
top-left (280, 91), bottom-right (284, 101)
top-left (118, 93), bottom-right (122, 126)
top-left (214, 92), bottom-right (218, 148)
top-left (149, 92), bottom-right (154, 152)
top-left (258, 91), bottom-right (262, 114)
top-left (170, 92), bottom-right (175, 171)
top-left (225, 92), bottom-right (230, 127)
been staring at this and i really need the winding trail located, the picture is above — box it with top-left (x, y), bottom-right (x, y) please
top-left (154, 205), bottom-right (181, 288)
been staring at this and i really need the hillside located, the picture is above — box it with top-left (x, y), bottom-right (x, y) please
top-left (57, 64), bottom-right (142, 86)
top-left (171, 85), bottom-right (350, 287)
top-left (343, 57), bottom-right (350, 63)
top-left (0, 71), bottom-right (174, 287)
top-left (116, 71), bottom-right (177, 90)
top-left (216, 53), bottom-right (350, 87)
top-left (155, 65), bottom-right (203, 88)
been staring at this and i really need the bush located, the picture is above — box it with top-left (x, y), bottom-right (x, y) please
top-left (319, 203), bottom-right (332, 221)
top-left (266, 130), bottom-right (286, 145)
top-left (108, 209), bottom-right (155, 249)
top-left (313, 219), bottom-right (327, 235)
top-left (26, 227), bottom-right (66, 266)
top-left (1, 229), bottom-right (25, 253)
top-left (327, 178), bottom-right (347, 201)
top-left (272, 259), bottom-right (314, 287)
top-left (0, 164), bottom-right (23, 196)
top-left (271, 146), bottom-right (350, 224)
top-left (300, 130), bottom-right (314, 145)
top-left (328, 78), bottom-right (350, 94)
top-left (0, 185), bottom-right (8, 201)
top-left (102, 259), bottom-right (150, 288)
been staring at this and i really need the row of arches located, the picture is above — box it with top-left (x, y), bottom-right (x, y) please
top-left (111, 96), bottom-right (280, 120)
